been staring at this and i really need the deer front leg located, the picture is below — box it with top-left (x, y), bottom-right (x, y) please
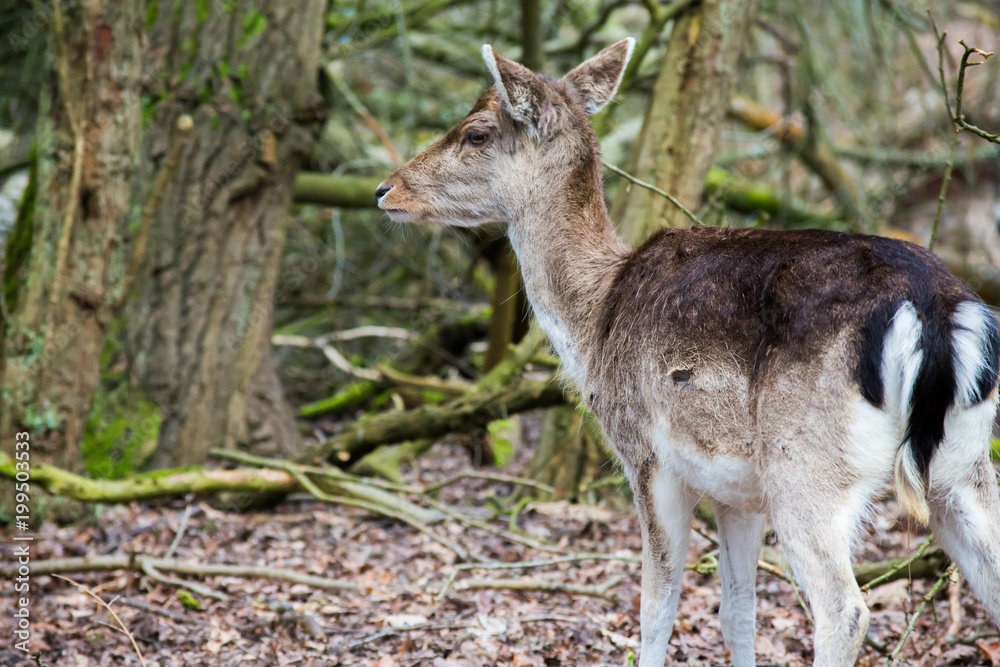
top-left (716, 505), bottom-right (766, 667)
top-left (633, 461), bottom-right (694, 667)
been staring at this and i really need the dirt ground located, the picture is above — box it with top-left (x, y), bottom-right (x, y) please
top-left (2, 431), bottom-right (999, 667)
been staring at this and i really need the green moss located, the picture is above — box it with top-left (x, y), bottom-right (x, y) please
top-left (82, 385), bottom-right (161, 479)
top-left (487, 418), bottom-right (517, 468)
top-left (298, 380), bottom-right (377, 418)
top-left (421, 389), bottom-right (446, 405)
top-left (194, 0), bottom-right (209, 24)
top-left (83, 329), bottom-right (162, 479)
top-left (177, 590), bottom-right (204, 611)
top-left (145, 0), bottom-right (160, 28)
top-left (135, 465), bottom-right (202, 479)
top-left (238, 10), bottom-right (267, 48)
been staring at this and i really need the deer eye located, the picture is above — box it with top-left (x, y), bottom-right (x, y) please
top-left (466, 129), bottom-right (488, 146)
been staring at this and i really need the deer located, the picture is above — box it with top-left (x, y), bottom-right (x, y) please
top-left (375, 39), bottom-right (1000, 666)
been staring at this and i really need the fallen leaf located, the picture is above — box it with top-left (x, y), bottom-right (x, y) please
top-left (381, 613), bottom-right (428, 628)
top-left (977, 638), bottom-right (1000, 667)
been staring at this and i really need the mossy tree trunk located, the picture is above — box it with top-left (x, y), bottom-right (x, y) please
top-left (124, 1), bottom-right (326, 467)
top-left (0, 1), bottom-right (143, 495)
top-left (611, 0), bottom-right (759, 242)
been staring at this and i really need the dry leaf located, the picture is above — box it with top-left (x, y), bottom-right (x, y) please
top-left (976, 638), bottom-right (1000, 667)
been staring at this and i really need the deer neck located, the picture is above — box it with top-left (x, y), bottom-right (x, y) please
top-left (507, 172), bottom-right (627, 385)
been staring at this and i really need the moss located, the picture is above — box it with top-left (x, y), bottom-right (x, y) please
top-left (421, 389), bottom-right (446, 405)
top-left (82, 328), bottom-right (162, 479)
top-left (177, 590), bottom-right (204, 611)
top-left (194, 0), bottom-right (209, 24)
top-left (82, 385), bottom-right (162, 479)
top-left (145, 0), bottom-right (160, 28)
top-left (238, 10), bottom-right (267, 48)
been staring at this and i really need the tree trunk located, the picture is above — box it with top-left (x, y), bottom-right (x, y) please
top-left (0, 1), bottom-right (142, 500)
top-left (125, 2), bottom-right (326, 467)
top-left (611, 0), bottom-right (759, 242)
top-left (482, 0), bottom-right (542, 371)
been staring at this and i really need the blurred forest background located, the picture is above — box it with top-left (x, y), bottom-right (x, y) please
top-left (1, 0), bottom-right (1000, 664)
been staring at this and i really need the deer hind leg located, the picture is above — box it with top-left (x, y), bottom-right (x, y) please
top-left (928, 400), bottom-right (1000, 625)
top-left (716, 505), bottom-right (766, 667)
top-left (767, 486), bottom-right (871, 667)
top-left (632, 460), bottom-right (695, 667)
top-left (762, 400), bottom-right (894, 667)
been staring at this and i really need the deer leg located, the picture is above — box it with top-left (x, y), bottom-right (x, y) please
top-left (767, 489), bottom-right (870, 667)
top-left (928, 403), bottom-right (1000, 625)
top-left (716, 505), bottom-right (766, 667)
top-left (634, 462), bottom-right (694, 667)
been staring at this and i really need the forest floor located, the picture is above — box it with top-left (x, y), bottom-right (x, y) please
top-left (3, 426), bottom-right (1000, 667)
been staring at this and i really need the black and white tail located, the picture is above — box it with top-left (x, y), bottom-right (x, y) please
top-left (888, 300), bottom-right (1000, 522)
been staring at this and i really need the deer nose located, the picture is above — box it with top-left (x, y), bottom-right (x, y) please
top-left (376, 183), bottom-right (393, 200)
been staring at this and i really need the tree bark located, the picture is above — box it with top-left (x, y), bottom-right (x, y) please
top-left (611, 0), bottom-right (759, 242)
top-left (0, 1), bottom-right (142, 497)
top-left (125, 2), bottom-right (326, 467)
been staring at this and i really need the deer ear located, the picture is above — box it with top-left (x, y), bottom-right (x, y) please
top-left (563, 38), bottom-right (634, 114)
top-left (482, 45), bottom-right (552, 131)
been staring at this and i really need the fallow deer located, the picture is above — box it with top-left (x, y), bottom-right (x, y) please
top-left (375, 39), bottom-right (1000, 666)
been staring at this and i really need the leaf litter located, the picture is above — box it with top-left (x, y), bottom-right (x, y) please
top-left (1, 439), bottom-right (997, 666)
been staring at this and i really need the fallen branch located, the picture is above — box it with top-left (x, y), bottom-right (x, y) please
top-left (0, 456), bottom-right (298, 503)
top-left (297, 327), bottom-right (564, 466)
top-left (452, 575), bottom-right (623, 599)
top-left (273, 331), bottom-right (471, 393)
top-left (6, 556), bottom-right (367, 591)
top-left (859, 535), bottom-right (935, 592)
top-left (436, 553), bottom-right (640, 599)
top-left (0, 453), bottom-right (440, 529)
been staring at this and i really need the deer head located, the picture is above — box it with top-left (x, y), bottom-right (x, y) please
top-left (376, 39), bottom-right (634, 228)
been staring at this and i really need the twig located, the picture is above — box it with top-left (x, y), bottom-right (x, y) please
top-left (949, 629), bottom-right (1000, 645)
top-left (164, 504), bottom-right (195, 560)
top-left (945, 570), bottom-right (962, 641)
top-left (887, 563), bottom-right (957, 665)
top-left (436, 553), bottom-right (641, 599)
top-left (602, 160), bottom-right (705, 226)
top-left (272, 333), bottom-right (382, 380)
top-left (861, 535), bottom-right (934, 593)
top-left (347, 620), bottom-right (474, 648)
top-left (53, 575), bottom-right (147, 667)
top-left (422, 495), bottom-right (568, 554)
top-left (29, 556), bottom-right (369, 591)
top-left (139, 558), bottom-right (226, 600)
top-left (929, 14), bottom-right (1000, 144)
top-left (453, 575), bottom-right (623, 599)
top-left (423, 470), bottom-right (556, 495)
top-left (328, 68), bottom-right (400, 162)
top-left (954, 40), bottom-right (999, 143)
top-left (275, 461), bottom-right (477, 563)
top-left (118, 597), bottom-right (210, 625)
top-left (927, 154), bottom-right (955, 252)
top-left (272, 330), bottom-right (472, 392)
